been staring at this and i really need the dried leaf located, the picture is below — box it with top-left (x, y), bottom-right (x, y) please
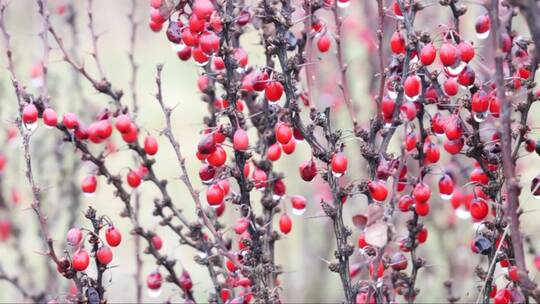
top-left (367, 204), bottom-right (384, 226)
top-left (364, 221), bottom-right (388, 247)
top-left (352, 214), bottom-right (368, 230)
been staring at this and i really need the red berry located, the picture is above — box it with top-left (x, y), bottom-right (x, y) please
top-left (423, 141), bottom-right (440, 163)
top-left (470, 199), bottom-right (489, 220)
top-left (96, 120), bottom-right (112, 139)
top-left (234, 48), bottom-right (249, 67)
top-left (199, 164), bottom-right (216, 181)
top-left (470, 167), bottom-right (489, 185)
top-left (212, 56), bottom-right (225, 70)
top-left (206, 184), bottom-right (224, 205)
top-left (273, 179), bottom-right (286, 197)
top-left (398, 195), bottom-right (413, 212)
top-left (150, 0), bottom-right (161, 8)
top-left (149, 20), bottom-right (163, 32)
top-left (279, 213), bottom-right (292, 234)
top-left (438, 174), bottom-right (454, 198)
top-left (416, 228), bottom-right (428, 243)
top-left (267, 143), bottom-right (282, 161)
top-left (291, 195), bottom-right (307, 213)
top-left (368, 261), bottom-right (385, 279)
top-left (234, 218), bottom-right (250, 234)
top-left (192, 0), bottom-right (215, 20)
top-left (42, 108), bottom-right (58, 127)
top-left (413, 182), bottom-right (431, 204)
top-left (96, 246), bottom-right (113, 265)
top-left (368, 180), bottom-right (388, 202)
top-left (458, 41), bottom-right (475, 62)
top-left (299, 159), bottom-right (317, 181)
top-left (147, 271), bottom-right (162, 290)
top-left (471, 91), bottom-right (489, 113)
top-left (179, 271), bottom-right (193, 291)
top-left (66, 228), bottom-right (83, 246)
top-left (166, 21), bottom-right (182, 43)
top-left (275, 123), bottom-right (293, 144)
top-left (381, 97), bottom-right (395, 119)
top-left (475, 14), bottom-right (491, 35)
top-left (444, 114), bottom-right (463, 140)
top-left (199, 31), bottom-right (220, 54)
top-left (143, 136), bottom-right (159, 155)
top-left (431, 113), bottom-right (445, 135)
top-left (127, 170), bottom-right (142, 188)
top-left (494, 289), bottom-right (511, 304)
top-left (106, 226), bottom-right (122, 247)
top-left (233, 129), bottom-right (249, 151)
top-left (439, 43), bottom-right (459, 67)
top-left (62, 112), bottom-right (79, 129)
top-left (265, 81), bottom-right (284, 102)
top-left (177, 46), bottom-right (192, 61)
top-left (420, 43), bottom-right (436, 65)
top-left (72, 249), bottom-right (90, 271)
top-left (392, 1), bottom-right (403, 18)
top-left (281, 138), bottom-right (296, 155)
top-left (150, 8), bottom-right (164, 24)
top-left (81, 175), bottom-right (97, 194)
top-left (400, 102), bottom-right (417, 121)
top-left (121, 123), bottom-right (138, 143)
top-left (415, 202), bottom-right (430, 216)
top-left (220, 288), bottom-right (231, 302)
top-left (115, 114), bottom-right (131, 133)
top-left (490, 95), bottom-right (500, 117)
top-left (457, 65), bottom-right (476, 87)
top-left (192, 47), bottom-right (209, 64)
top-left (444, 138), bottom-right (464, 155)
top-left (22, 104), bottom-right (38, 124)
top-left (252, 169), bottom-right (268, 188)
top-left (207, 146), bottom-right (227, 167)
top-left (404, 75), bottom-right (421, 98)
top-left (391, 252), bottom-right (408, 270)
top-left (152, 235), bottom-right (163, 250)
top-left (253, 71), bottom-right (269, 91)
top-left (508, 266), bottom-right (520, 282)
top-left (390, 31), bottom-right (405, 54)
top-left (405, 131), bottom-right (418, 151)
top-left (331, 153), bottom-right (348, 175)
top-left (317, 34), bottom-right (331, 52)
top-left (198, 133), bottom-right (217, 155)
top-left (443, 78), bottom-right (459, 96)
top-left (182, 28), bottom-right (199, 47)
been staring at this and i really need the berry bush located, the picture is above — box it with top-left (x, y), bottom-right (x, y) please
top-left (1, 0), bottom-right (540, 303)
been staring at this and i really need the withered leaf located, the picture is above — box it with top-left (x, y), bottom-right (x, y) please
top-left (352, 214), bottom-right (368, 230)
top-left (366, 204), bottom-right (384, 226)
top-left (364, 221), bottom-right (388, 247)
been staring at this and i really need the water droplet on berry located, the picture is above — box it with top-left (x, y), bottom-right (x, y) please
top-left (337, 0), bottom-right (350, 8)
top-left (455, 208), bottom-right (471, 219)
top-left (195, 59), bottom-right (209, 67)
top-left (170, 42), bottom-right (184, 52)
top-left (147, 288), bottom-right (161, 298)
top-left (440, 193), bottom-right (453, 200)
top-left (473, 112), bottom-right (487, 123)
top-left (446, 61), bottom-right (466, 75)
top-left (388, 90), bottom-right (397, 100)
top-left (24, 122), bottom-right (38, 131)
top-left (405, 94), bottom-right (419, 102)
top-left (332, 171), bottom-right (344, 178)
top-left (476, 30), bottom-right (490, 40)
top-left (292, 207), bottom-right (306, 216)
